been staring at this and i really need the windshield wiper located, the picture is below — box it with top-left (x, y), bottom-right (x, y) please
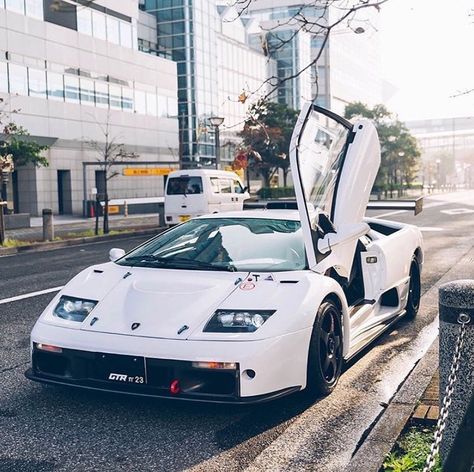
top-left (170, 258), bottom-right (237, 272)
top-left (122, 255), bottom-right (236, 272)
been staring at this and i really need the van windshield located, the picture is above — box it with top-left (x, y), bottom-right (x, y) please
top-left (167, 176), bottom-right (203, 195)
top-left (117, 218), bottom-right (307, 272)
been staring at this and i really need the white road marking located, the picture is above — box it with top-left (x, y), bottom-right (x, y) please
top-left (440, 208), bottom-right (474, 215)
top-left (419, 227), bottom-right (444, 232)
top-left (0, 286), bottom-right (63, 305)
top-left (374, 210), bottom-right (408, 218)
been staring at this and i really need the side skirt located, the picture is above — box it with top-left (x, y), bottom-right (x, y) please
top-left (344, 310), bottom-right (406, 362)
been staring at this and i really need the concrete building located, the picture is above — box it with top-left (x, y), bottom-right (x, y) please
top-left (0, 0), bottom-right (179, 216)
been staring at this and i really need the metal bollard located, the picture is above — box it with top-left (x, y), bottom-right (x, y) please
top-left (438, 280), bottom-right (474, 470)
top-left (42, 208), bottom-right (54, 241)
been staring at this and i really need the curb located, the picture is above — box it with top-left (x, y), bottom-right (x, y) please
top-left (0, 227), bottom-right (164, 257)
top-left (344, 340), bottom-right (439, 472)
top-left (344, 245), bottom-right (474, 472)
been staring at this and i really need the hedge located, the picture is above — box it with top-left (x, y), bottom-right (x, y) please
top-left (256, 187), bottom-right (296, 199)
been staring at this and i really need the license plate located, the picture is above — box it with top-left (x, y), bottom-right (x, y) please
top-left (96, 353), bottom-right (147, 385)
top-left (179, 215), bottom-right (191, 222)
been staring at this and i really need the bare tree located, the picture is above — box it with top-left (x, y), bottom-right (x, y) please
top-left (86, 115), bottom-right (138, 234)
top-left (226, 0), bottom-right (388, 105)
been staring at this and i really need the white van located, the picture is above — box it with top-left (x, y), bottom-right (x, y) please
top-left (164, 169), bottom-right (250, 224)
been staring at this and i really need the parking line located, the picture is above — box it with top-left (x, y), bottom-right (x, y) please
top-left (0, 286), bottom-right (63, 305)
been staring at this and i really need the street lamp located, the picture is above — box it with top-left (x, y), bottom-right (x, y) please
top-left (209, 116), bottom-right (224, 169)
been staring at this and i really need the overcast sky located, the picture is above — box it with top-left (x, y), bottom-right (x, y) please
top-left (379, 0), bottom-right (474, 121)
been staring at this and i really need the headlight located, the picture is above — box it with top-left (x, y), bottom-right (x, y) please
top-left (53, 295), bottom-right (97, 322)
top-left (204, 309), bottom-right (276, 333)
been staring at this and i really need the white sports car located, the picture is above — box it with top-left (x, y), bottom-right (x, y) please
top-left (26, 105), bottom-right (423, 403)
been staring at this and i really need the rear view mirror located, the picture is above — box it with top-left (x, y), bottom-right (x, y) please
top-left (109, 248), bottom-right (126, 262)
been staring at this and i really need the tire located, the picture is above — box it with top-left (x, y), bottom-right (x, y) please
top-left (405, 257), bottom-right (421, 319)
top-left (305, 300), bottom-right (343, 398)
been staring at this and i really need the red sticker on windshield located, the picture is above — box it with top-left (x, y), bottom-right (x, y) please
top-left (240, 282), bottom-right (255, 291)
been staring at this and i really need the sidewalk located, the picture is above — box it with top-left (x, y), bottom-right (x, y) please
top-left (346, 244), bottom-right (474, 472)
top-left (6, 213), bottom-right (160, 241)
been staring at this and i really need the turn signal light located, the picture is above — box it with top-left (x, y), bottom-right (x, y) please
top-left (191, 361), bottom-right (237, 370)
top-left (36, 343), bottom-right (63, 353)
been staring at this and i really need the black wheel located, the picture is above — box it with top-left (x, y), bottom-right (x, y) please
top-left (405, 257), bottom-right (421, 319)
top-left (306, 300), bottom-right (343, 397)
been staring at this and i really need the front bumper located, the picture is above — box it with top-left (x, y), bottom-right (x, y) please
top-left (26, 346), bottom-right (299, 403)
top-left (28, 322), bottom-right (311, 402)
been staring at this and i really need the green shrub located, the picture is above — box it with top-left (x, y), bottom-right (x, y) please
top-left (257, 187), bottom-right (295, 199)
top-left (383, 426), bottom-right (441, 472)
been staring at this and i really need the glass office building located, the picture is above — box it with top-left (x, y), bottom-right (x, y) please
top-left (141, 0), bottom-right (219, 166)
top-left (141, 0), bottom-right (272, 167)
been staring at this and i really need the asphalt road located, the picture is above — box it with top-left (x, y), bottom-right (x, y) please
top-left (0, 190), bottom-right (473, 472)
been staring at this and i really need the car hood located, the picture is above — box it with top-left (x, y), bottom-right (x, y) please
top-left (49, 263), bottom-right (248, 340)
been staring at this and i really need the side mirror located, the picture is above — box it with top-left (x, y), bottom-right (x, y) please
top-left (109, 248), bottom-right (126, 262)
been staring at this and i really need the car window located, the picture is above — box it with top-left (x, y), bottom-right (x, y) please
top-left (117, 218), bottom-right (307, 272)
top-left (220, 178), bottom-right (232, 193)
top-left (296, 110), bottom-right (349, 214)
top-left (166, 176), bottom-right (203, 195)
top-left (233, 179), bottom-right (244, 194)
top-left (210, 177), bottom-right (220, 193)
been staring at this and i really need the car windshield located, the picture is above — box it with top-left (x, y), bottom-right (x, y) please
top-left (117, 217), bottom-right (307, 272)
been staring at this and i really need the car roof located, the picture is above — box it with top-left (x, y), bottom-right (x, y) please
top-left (195, 209), bottom-right (300, 221)
top-left (168, 169), bottom-right (239, 178)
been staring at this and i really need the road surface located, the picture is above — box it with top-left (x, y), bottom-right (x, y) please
top-left (0, 190), bottom-right (473, 472)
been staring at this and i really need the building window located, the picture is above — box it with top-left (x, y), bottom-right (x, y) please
top-left (77, 7), bottom-right (92, 35)
top-left (109, 84), bottom-right (122, 110)
top-left (146, 92), bottom-right (157, 116)
top-left (106, 15), bottom-right (120, 44)
top-left (122, 87), bottom-right (133, 112)
top-left (92, 10), bottom-right (106, 40)
top-left (25, 0), bottom-right (42, 18)
top-left (95, 82), bottom-right (109, 108)
top-left (43, 0), bottom-right (77, 29)
top-left (80, 77), bottom-right (95, 105)
top-left (134, 89), bottom-right (146, 114)
top-left (8, 63), bottom-right (28, 95)
top-left (5, 0), bottom-right (24, 14)
top-left (28, 68), bottom-right (47, 98)
top-left (46, 71), bottom-right (64, 101)
top-left (64, 75), bottom-right (80, 103)
top-left (119, 21), bottom-right (132, 48)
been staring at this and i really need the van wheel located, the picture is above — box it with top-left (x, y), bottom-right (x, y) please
top-left (405, 257), bottom-right (421, 319)
top-left (306, 300), bottom-right (343, 398)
